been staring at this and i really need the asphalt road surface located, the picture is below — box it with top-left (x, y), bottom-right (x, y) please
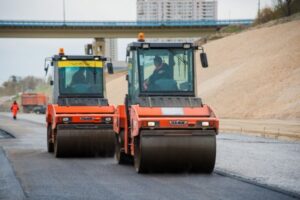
top-left (0, 114), bottom-right (299, 200)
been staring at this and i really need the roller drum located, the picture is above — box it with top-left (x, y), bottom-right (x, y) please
top-left (55, 124), bottom-right (115, 157)
top-left (135, 130), bottom-right (216, 173)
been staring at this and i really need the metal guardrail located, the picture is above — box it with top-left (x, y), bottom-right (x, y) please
top-left (0, 19), bottom-right (253, 27)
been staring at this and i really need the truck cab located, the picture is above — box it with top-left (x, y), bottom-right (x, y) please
top-left (126, 42), bottom-right (203, 105)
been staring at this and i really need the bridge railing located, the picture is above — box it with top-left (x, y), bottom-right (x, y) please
top-left (0, 19), bottom-right (254, 27)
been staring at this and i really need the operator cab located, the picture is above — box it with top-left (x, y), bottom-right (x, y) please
top-left (45, 49), bottom-right (113, 106)
top-left (126, 41), bottom-right (208, 107)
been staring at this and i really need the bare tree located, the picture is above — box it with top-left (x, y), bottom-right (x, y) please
top-left (286, 0), bottom-right (292, 16)
top-left (276, 0), bottom-right (293, 16)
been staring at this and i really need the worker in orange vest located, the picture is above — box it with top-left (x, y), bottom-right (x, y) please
top-left (10, 101), bottom-right (19, 120)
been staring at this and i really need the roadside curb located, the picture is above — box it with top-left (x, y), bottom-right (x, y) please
top-left (220, 128), bottom-right (300, 141)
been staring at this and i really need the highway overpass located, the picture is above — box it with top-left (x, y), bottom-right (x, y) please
top-left (0, 19), bottom-right (253, 38)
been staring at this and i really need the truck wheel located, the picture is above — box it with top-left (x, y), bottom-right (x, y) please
top-left (134, 136), bottom-right (147, 173)
top-left (115, 131), bottom-right (132, 164)
top-left (47, 126), bottom-right (54, 153)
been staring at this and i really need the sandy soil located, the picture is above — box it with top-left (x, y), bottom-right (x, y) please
top-left (106, 72), bottom-right (127, 106)
top-left (105, 71), bottom-right (127, 83)
top-left (197, 20), bottom-right (300, 120)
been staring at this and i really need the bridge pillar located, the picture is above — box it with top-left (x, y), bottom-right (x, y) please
top-left (92, 38), bottom-right (106, 56)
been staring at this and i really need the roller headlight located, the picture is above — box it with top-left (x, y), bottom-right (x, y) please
top-left (104, 117), bottom-right (112, 123)
top-left (62, 117), bottom-right (71, 123)
top-left (201, 121), bottom-right (209, 127)
top-left (147, 121), bottom-right (156, 127)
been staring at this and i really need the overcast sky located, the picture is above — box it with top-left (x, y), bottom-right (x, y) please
top-left (0, 0), bottom-right (273, 84)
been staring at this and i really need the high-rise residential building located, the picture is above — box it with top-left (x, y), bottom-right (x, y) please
top-left (137, 0), bottom-right (217, 42)
top-left (137, 0), bottom-right (217, 21)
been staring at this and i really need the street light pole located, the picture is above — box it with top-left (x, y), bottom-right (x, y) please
top-left (258, 0), bottom-right (261, 16)
top-left (63, 0), bottom-right (66, 25)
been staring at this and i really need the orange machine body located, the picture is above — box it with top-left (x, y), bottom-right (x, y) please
top-left (114, 38), bottom-right (218, 173)
top-left (47, 104), bottom-right (115, 142)
top-left (44, 52), bottom-right (116, 157)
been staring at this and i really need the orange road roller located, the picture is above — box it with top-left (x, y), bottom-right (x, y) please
top-left (114, 35), bottom-right (219, 173)
top-left (45, 49), bottom-right (115, 157)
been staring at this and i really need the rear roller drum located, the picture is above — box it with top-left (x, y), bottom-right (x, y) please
top-left (47, 125), bottom-right (54, 153)
top-left (54, 131), bottom-right (63, 158)
top-left (115, 131), bottom-right (133, 164)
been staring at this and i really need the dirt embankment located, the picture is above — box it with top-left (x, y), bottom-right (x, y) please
top-left (106, 20), bottom-right (300, 121)
top-left (197, 19), bottom-right (300, 120)
top-left (106, 71), bottom-right (127, 106)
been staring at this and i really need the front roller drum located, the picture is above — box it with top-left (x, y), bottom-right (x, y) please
top-left (134, 130), bottom-right (216, 173)
top-left (54, 127), bottom-right (115, 157)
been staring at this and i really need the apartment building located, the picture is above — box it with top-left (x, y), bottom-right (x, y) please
top-left (137, 0), bottom-right (217, 21)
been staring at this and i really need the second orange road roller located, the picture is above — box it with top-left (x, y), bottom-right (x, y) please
top-left (114, 35), bottom-right (219, 173)
top-left (45, 49), bottom-right (115, 157)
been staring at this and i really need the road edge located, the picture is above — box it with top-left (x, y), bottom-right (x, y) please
top-left (215, 168), bottom-right (300, 199)
top-left (0, 113), bottom-right (44, 126)
top-left (0, 147), bottom-right (26, 200)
